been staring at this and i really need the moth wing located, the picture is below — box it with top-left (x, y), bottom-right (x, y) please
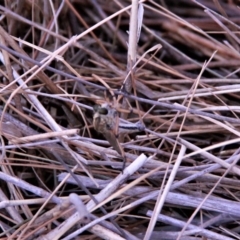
top-left (93, 115), bottom-right (101, 132)
top-left (103, 130), bottom-right (123, 156)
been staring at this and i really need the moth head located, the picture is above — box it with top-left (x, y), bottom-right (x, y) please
top-left (98, 107), bottom-right (108, 115)
top-left (93, 105), bottom-right (108, 115)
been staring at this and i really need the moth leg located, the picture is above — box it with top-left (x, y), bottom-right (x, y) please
top-left (120, 82), bottom-right (127, 93)
top-left (111, 131), bottom-right (126, 172)
top-left (115, 132), bottom-right (119, 139)
top-left (121, 155), bottom-right (127, 173)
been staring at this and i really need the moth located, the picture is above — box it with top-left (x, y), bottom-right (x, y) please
top-left (93, 103), bottom-right (145, 171)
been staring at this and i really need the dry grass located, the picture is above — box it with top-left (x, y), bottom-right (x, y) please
top-left (0, 0), bottom-right (240, 239)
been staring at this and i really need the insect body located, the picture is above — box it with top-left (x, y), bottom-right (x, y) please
top-left (93, 104), bottom-right (116, 133)
top-left (93, 104), bottom-right (122, 157)
top-left (93, 103), bottom-right (145, 170)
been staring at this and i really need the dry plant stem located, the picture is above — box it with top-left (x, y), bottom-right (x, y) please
top-left (69, 193), bottom-right (90, 223)
top-left (17, 165), bottom-right (78, 240)
top-left (199, 114), bottom-right (240, 137)
top-left (177, 151), bottom-right (240, 240)
top-left (71, 138), bottom-right (165, 168)
top-left (180, 138), bottom-right (240, 176)
top-left (65, 177), bottom-right (240, 217)
top-left (36, 1), bottom-right (65, 53)
top-left (58, 171), bottom-right (240, 236)
top-left (145, 60), bottom-right (206, 240)
top-left (0, 26), bottom-right (64, 96)
top-left (0, 135), bottom-right (27, 225)
top-left (10, 129), bottom-right (79, 144)
top-left (62, 148), bottom-right (240, 199)
top-left (7, 0), bottom-right (24, 36)
top-left (146, 211), bottom-right (233, 240)
top-left (144, 145), bottom-right (186, 240)
top-left (0, 52), bottom-right (65, 133)
top-left (0, 1), bottom-right (134, 45)
top-left (91, 214), bottom-right (139, 240)
top-left (143, 190), bottom-right (240, 217)
top-left (63, 156), bottom-right (156, 240)
top-left (128, 94), bottom-right (240, 124)
top-left (46, 154), bottom-right (148, 240)
top-left (48, 0), bottom-right (60, 49)
top-left (65, 0), bottom-right (121, 67)
top-left (50, 143), bottom-right (128, 239)
top-left (1, 43), bottom-right (240, 123)
top-left (171, 148), bottom-right (240, 190)
top-left (0, 42), bottom-right (157, 99)
top-left (0, 43), bottom-right (106, 91)
top-left (0, 112), bottom-right (163, 168)
top-left (2, 1), bottom-right (240, 239)
top-left (162, 21), bottom-right (240, 60)
top-left (89, 153), bottom-right (148, 209)
top-left (0, 108), bottom-right (77, 164)
top-left (1, 52), bottom-right (125, 238)
top-left (88, 224), bottom-right (126, 240)
top-left (152, 1), bottom-right (240, 60)
top-left (63, 206), bottom-right (140, 240)
top-left (36, 205), bottom-right (139, 240)
top-left (141, 9), bottom-right (223, 77)
top-left (0, 51), bottom-right (87, 166)
top-left (158, 83), bottom-right (240, 101)
top-left (0, 171), bottom-right (61, 204)
top-left (127, 0), bottom-right (138, 78)
top-left (64, 182), bottom-right (240, 240)
top-left (0, 35), bottom-right (24, 122)
top-left (89, 0), bottom-right (127, 47)
top-left (0, 188), bottom-right (23, 223)
top-left (0, 196), bottom-right (88, 209)
top-left (121, 0), bottom-right (138, 119)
